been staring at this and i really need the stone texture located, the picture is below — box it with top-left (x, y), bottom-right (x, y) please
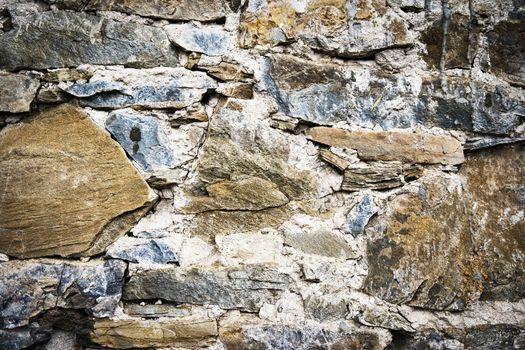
top-left (124, 265), bottom-right (289, 312)
top-left (487, 20), bottom-right (525, 86)
top-left (0, 105), bottom-right (155, 258)
top-left (105, 236), bottom-right (178, 265)
top-left (0, 72), bottom-right (39, 113)
top-left (0, 259), bottom-right (126, 329)
top-left (283, 229), bottom-right (356, 259)
top-left (342, 162), bottom-right (423, 191)
top-left (306, 127), bottom-right (464, 165)
top-left (166, 23), bottom-right (231, 56)
top-left (0, 326), bottom-right (50, 350)
top-left (0, 11), bottom-right (177, 71)
top-left (46, 0), bottom-right (237, 22)
top-left (61, 67), bottom-right (216, 109)
top-left (90, 318), bottom-right (217, 349)
top-left (346, 195), bottom-right (379, 237)
top-left (364, 144), bottom-right (525, 310)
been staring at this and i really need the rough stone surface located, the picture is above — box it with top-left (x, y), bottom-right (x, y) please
top-left (124, 265), bottom-right (289, 312)
top-left (346, 195), bottom-right (379, 237)
top-left (364, 144), bottom-right (525, 310)
top-left (106, 236), bottom-right (178, 265)
top-left (0, 72), bottom-right (39, 113)
top-left (342, 162), bottom-right (423, 191)
top-left (0, 259), bottom-right (126, 329)
top-left (0, 105), bottom-right (155, 258)
top-left (0, 11), bottom-right (177, 71)
top-left (166, 23), bottom-right (231, 56)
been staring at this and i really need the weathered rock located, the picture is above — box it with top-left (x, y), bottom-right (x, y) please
top-left (390, 325), bottom-right (525, 350)
top-left (487, 20), bottom-right (525, 86)
top-left (0, 105), bottom-right (155, 258)
top-left (105, 111), bottom-right (176, 171)
top-left (364, 144), bottom-right (525, 310)
top-left (124, 265), bottom-right (289, 312)
top-left (283, 229), bottom-right (356, 259)
top-left (124, 303), bottom-right (196, 318)
top-left (0, 259), bottom-right (126, 329)
top-left (215, 233), bottom-right (284, 265)
top-left (46, 0), bottom-right (237, 22)
top-left (217, 82), bottom-right (254, 99)
top-left (106, 236), bottom-right (178, 265)
top-left (346, 195), bottom-right (379, 237)
top-left (61, 67), bottom-right (216, 109)
top-left (165, 23), bottom-right (231, 56)
top-left (42, 68), bottom-right (93, 83)
top-left (220, 316), bottom-right (391, 350)
top-left (37, 86), bottom-right (70, 104)
top-left (342, 162), bottom-right (424, 191)
top-left (0, 326), bottom-right (50, 350)
top-left (191, 59), bottom-right (254, 82)
top-left (90, 317), bottom-right (217, 349)
top-left (0, 11), bottom-right (177, 71)
top-left (181, 177), bottom-right (289, 213)
top-left (0, 72), bottom-right (39, 113)
top-left (307, 127), bottom-right (464, 165)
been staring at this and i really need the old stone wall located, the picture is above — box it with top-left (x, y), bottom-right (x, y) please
top-left (0, 0), bottom-right (524, 349)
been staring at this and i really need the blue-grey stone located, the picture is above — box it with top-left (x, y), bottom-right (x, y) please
top-left (61, 81), bottom-right (124, 98)
top-left (105, 111), bottom-right (176, 172)
top-left (106, 238), bottom-right (178, 265)
top-left (166, 23), bottom-right (231, 56)
top-left (346, 195), bottom-right (379, 237)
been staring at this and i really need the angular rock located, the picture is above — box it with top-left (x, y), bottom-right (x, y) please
top-left (105, 111), bottom-right (176, 172)
top-left (346, 195), bottom-right (379, 237)
top-left (37, 86), bottom-right (70, 104)
top-left (217, 82), bottom-right (254, 99)
top-left (220, 316), bottom-right (391, 350)
top-left (90, 318), bottom-right (217, 349)
top-left (61, 67), bottom-right (216, 109)
top-left (191, 59), bottom-right (254, 82)
top-left (487, 20), bottom-right (525, 86)
top-left (283, 230), bottom-right (356, 259)
top-left (42, 68), bottom-right (93, 83)
top-left (46, 0), bottom-right (236, 22)
top-left (181, 177), bottom-right (289, 213)
top-left (364, 143), bottom-right (525, 310)
top-left (106, 236), bottom-right (178, 265)
top-left (342, 162), bottom-right (423, 191)
top-left (124, 303), bottom-right (196, 318)
top-left (0, 11), bottom-right (177, 71)
top-left (124, 265), bottom-right (289, 312)
top-left (165, 23), bottom-right (231, 56)
top-left (306, 127), bottom-right (464, 165)
top-left (0, 72), bottom-right (39, 113)
top-left (0, 259), bottom-right (126, 329)
top-left (0, 326), bottom-right (50, 350)
top-left (0, 105), bottom-right (155, 258)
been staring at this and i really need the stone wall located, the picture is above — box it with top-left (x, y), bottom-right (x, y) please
top-left (0, 0), bottom-right (524, 349)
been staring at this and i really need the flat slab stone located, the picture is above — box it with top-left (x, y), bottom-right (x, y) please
top-left (0, 105), bottom-right (156, 258)
top-left (306, 127), bottom-right (464, 165)
top-left (0, 72), bottom-right (39, 113)
top-left (165, 23), bottom-right (231, 56)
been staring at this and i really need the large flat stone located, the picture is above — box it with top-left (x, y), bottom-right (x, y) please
top-left (306, 127), bottom-right (464, 165)
top-left (165, 23), bottom-right (231, 56)
top-left (123, 265), bottom-right (289, 312)
top-left (90, 318), bottom-right (217, 349)
top-left (0, 11), bottom-right (177, 71)
top-left (0, 259), bottom-right (126, 329)
top-left (363, 143), bottom-right (525, 310)
top-left (0, 105), bottom-right (155, 258)
top-left (0, 72), bottom-right (39, 113)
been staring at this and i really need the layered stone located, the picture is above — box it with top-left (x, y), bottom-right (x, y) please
top-left (165, 23), bottom-right (231, 56)
top-left (0, 72), bottom-right (39, 113)
top-left (0, 105), bottom-right (155, 258)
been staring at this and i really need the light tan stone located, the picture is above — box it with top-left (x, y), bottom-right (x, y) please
top-left (90, 318), bottom-right (217, 349)
top-left (306, 127), bottom-right (464, 165)
top-left (0, 105), bottom-right (156, 258)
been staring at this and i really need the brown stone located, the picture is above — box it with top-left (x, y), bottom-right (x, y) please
top-left (0, 105), bottom-right (155, 258)
top-left (90, 318), bottom-right (217, 349)
top-left (306, 127), bottom-right (464, 165)
top-left (363, 144), bottom-right (525, 310)
top-left (487, 20), bottom-right (525, 86)
top-left (342, 162), bottom-right (423, 191)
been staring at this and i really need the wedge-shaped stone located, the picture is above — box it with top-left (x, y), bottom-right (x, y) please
top-left (306, 127), bottom-right (464, 165)
top-left (123, 265), bottom-right (289, 312)
top-left (90, 318), bottom-right (217, 349)
top-left (46, 0), bottom-right (237, 22)
top-left (165, 23), bottom-right (231, 56)
top-left (181, 177), bottom-right (289, 213)
top-left (0, 259), bottom-right (126, 329)
top-left (0, 11), bottom-right (177, 71)
top-left (0, 72), bottom-right (39, 113)
top-left (342, 162), bottom-right (423, 191)
top-left (0, 105), bottom-right (156, 258)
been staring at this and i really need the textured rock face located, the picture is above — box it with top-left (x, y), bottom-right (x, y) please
top-left (364, 144), bottom-right (525, 310)
top-left (0, 259), bottom-right (126, 329)
top-left (1, 0), bottom-right (524, 349)
top-left (0, 105), bottom-right (155, 258)
top-left (0, 72), bottom-right (39, 113)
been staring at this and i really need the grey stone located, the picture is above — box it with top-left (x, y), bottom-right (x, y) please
top-left (0, 259), bottom-right (126, 329)
top-left (37, 86), bottom-right (70, 104)
top-left (0, 72), bottom-right (39, 113)
top-left (0, 326), bottom-right (50, 350)
top-left (346, 195), bottom-right (379, 237)
top-left (358, 308), bottom-right (415, 333)
top-left (0, 11), bottom-right (177, 71)
top-left (166, 23), bottom-right (231, 56)
top-left (342, 163), bottom-right (423, 192)
top-left (487, 20), bottom-right (525, 86)
top-left (61, 81), bottom-right (124, 98)
top-left (105, 111), bottom-right (176, 172)
top-left (283, 230), bottom-right (356, 259)
top-left (106, 237), bottom-right (178, 265)
top-left (124, 265), bottom-right (289, 312)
